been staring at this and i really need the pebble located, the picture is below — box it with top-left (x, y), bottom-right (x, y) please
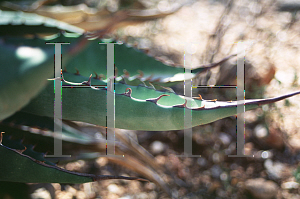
top-left (150, 141), bottom-right (165, 154)
top-left (244, 178), bottom-right (278, 199)
top-left (211, 165), bottom-right (222, 179)
top-left (289, 137), bottom-right (300, 150)
top-left (107, 184), bottom-right (121, 194)
top-left (281, 181), bottom-right (299, 189)
top-left (145, 182), bottom-right (156, 191)
top-left (254, 125), bottom-right (268, 138)
top-left (119, 195), bottom-right (133, 199)
top-left (212, 153), bottom-right (222, 163)
top-left (31, 188), bottom-right (51, 199)
top-left (197, 157), bottom-right (207, 167)
top-left (264, 159), bottom-right (285, 180)
top-left (219, 133), bottom-right (231, 146)
top-left (136, 192), bottom-right (148, 199)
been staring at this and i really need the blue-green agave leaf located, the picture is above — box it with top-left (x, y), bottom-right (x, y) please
top-left (0, 40), bottom-right (55, 121)
top-left (0, 11), bottom-right (85, 36)
top-left (0, 133), bottom-right (147, 183)
top-left (21, 72), bottom-right (300, 131)
top-left (0, 32), bottom-right (234, 122)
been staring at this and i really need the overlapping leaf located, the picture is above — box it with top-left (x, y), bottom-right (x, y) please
top-left (21, 71), bottom-right (300, 131)
top-left (0, 133), bottom-right (146, 183)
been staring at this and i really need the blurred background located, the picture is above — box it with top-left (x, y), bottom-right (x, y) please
top-left (1, 0), bottom-right (300, 198)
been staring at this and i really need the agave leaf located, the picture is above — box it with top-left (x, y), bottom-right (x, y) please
top-left (1, 114), bottom-right (171, 194)
top-left (0, 10), bottom-right (228, 86)
top-left (3, 33), bottom-right (233, 87)
top-left (0, 13), bottom-right (84, 120)
top-left (0, 11), bottom-right (234, 123)
top-left (1, 112), bottom-right (160, 170)
top-left (0, 39), bottom-right (56, 121)
top-left (0, 132), bottom-right (147, 183)
top-left (21, 72), bottom-right (300, 131)
top-left (0, 32), bottom-right (233, 122)
top-left (0, 33), bottom-right (85, 121)
top-left (0, 112), bottom-right (99, 145)
top-left (0, 11), bottom-right (85, 36)
top-left (63, 37), bottom-right (234, 86)
top-left (0, 144), bottom-right (146, 183)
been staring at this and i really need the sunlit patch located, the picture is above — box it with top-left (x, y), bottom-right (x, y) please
top-left (163, 73), bottom-right (195, 82)
top-left (157, 104), bottom-right (173, 108)
top-left (131, 97), bottom-right (145, 102)
top-left (16, 46), bottom-right (47, 70)
top-left (158, 1), bottom-right (171, 13)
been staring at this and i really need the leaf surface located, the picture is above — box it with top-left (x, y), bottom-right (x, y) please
top-left (0, 133), bottom-right (146, 183)
top-left (21, 73), bottom-right (300, 131)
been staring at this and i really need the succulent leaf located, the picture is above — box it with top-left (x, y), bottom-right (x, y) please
top-left (0, 32), bottom-right (234, 124)
top-left (0, 133), bottom-right (147, 183)
top-left (21, 72), bottom-right (300, 131)
top-left (0, 11), bottom-right (85, 36)
top-left (1, 114), bottom-right (171, 193)
top-left (0, 40), bottom-right (55, 121)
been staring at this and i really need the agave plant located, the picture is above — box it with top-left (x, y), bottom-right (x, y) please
top-left (1, 7), bottom-right (300, 198)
